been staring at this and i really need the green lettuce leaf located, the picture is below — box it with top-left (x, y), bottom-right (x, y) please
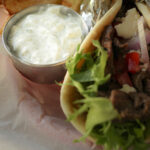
top-left (91, 120), bottom-right (150, 150)
top-left (66, 40), bottom-right (110, 97)
top-left (92, 40), bottom-right (111, 85)
top-left (85, 97), bottom-right (118, 132)
top-left (70, 70), bottom-right (93, 83)
top-left (85, 40), bottom-right (111, 94)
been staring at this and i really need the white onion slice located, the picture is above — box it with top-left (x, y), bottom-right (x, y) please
top-left (138, 16), bottom-right (149, 64)
top-left (128, 29), bottom-right (150, 50)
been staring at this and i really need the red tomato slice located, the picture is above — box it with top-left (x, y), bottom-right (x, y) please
top-left (126, 52), bottom-right (140, 74)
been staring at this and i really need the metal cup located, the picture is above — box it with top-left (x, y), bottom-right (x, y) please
top-left (2, 4), bottom-right (88, 84)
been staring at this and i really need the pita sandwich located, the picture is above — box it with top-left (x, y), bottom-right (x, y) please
top-left (61, 0), bottom-right (150, 149)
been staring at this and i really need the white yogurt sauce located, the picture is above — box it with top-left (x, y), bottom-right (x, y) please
top-left (8, 6), bottom-right (82, 64)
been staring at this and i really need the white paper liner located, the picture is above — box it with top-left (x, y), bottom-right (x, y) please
top-left (0, 37), bottom-right (101, 150)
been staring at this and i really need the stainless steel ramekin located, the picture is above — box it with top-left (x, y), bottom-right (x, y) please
top-left (2, 4), bottom-right (88, 84)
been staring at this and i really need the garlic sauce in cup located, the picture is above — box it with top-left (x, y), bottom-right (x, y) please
top-left (8, 5), bottom-right (83, 65)
top-left (3, 4), bottom-right (88, 83)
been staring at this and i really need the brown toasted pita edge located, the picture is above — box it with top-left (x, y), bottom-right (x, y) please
top-left (0, 5), bottom-right (10, 34)
top-left (136, 2), bottom-right (150, 28)
top-left (60, 0), bottom-right (122, 142)
top-left (3, 0), bottom-right (62, 14)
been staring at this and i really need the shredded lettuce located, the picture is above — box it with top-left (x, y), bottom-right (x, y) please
top-left (92, 120), bottom-right (150, 150)
top-left (85, 98), bottom-right (118, 132)
top-left (67, 40), bottom-right (111, 97)
top-left (68, 97), bottom-right (118, 143)
top-left (66, 40), bottom-right (150, 150)
top-left (91, 40), bottom-right (111, 87)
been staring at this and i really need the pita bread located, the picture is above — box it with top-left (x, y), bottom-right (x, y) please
top-left (4, 0), bottom-right (62, 14)
top-left (0, 5), bottom-right (10, 34)
top-left (60, 0), bottom-right (122, 142)
top-left (136, 2), bottom-right (150, 28)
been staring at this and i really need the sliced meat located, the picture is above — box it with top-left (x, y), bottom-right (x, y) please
top-left (110, 90), bottom-right (133, 117)
top-left (97, 91), bottom-right (108, 97)
top-left (114, 56), bottom-right (133, 86)
top-left (110, 90), bottom-right (150, 120)
top-left (97, 79), bottom-right (121, 97)
top-left (132, 71), bottom-right (150, 94)
top-left (101, 25), bottom-right (115, 75)
top-left (101, 25), bottom-right (114, 56)
top-left (115, 72), bottom-right (132, 86)
top-left (113, 37), bottom-right (128, 49)
top-left (144, 78), bottom-right (150, 94)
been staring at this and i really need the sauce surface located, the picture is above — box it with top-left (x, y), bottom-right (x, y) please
top-left (8, 6), bottom-right (82, 64)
